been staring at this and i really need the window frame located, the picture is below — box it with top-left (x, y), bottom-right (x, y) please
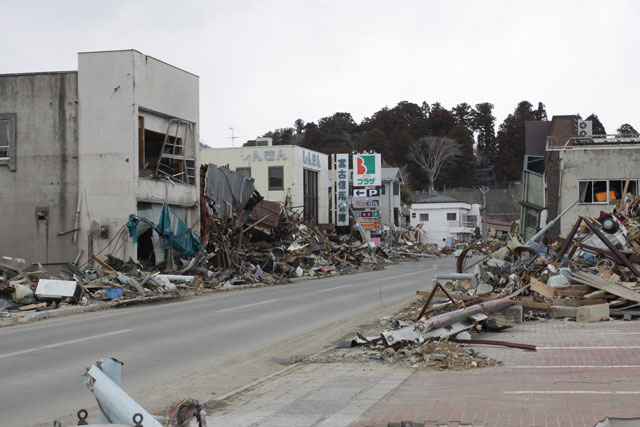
top-left (419, 213), bottom-right (429, 221)
top-left (447, 212), bottom-right (457, 221)
top-left (0, 114), bottom-right (17, 171)
top-left (578, 179), bottom-right (638, 204)
top-left (268, 166), bottom-right (284, 191)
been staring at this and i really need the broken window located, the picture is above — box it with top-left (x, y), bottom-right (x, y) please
top-left (393, 182), bottom-right (400, 196)
top-left (303, 169), bottom-right (318, 222)
top-left (419, 213), bottom-right (429, 221)
top-left (579, 179), bottom-right (638, 204)
top-left (0, 114), bottom-right (16, 171)
top-left (268, 166), bottom-right (284, 190)
top-left (138, 114), bottom-right (196, 185)
top-left (236, 167), bottom-right (251, 178)
top-left (447, 212), bottom-right (457, 221)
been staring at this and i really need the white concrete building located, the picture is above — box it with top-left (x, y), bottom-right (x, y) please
top-left (410, 195), bottom-right (480, 247)
top-left (201, 144), bottom-right (329, 224)
top-left (0, 49), bottom-right (200, 269)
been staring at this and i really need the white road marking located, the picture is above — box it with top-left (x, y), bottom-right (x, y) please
top-left (538, 346), bottom-right (640, 350)
top-left (375, 267), bottom-right (437, 282)
top-left (510, 365), bottom-right (640, 369)
top-left (215, 299), bottom-right (278, 313)
top-left (0, 329), bottom-right (132, 359)
top-left (316, 285), bottom-right (350, 293)
top-left (505, 391), bottom-right (640, 395)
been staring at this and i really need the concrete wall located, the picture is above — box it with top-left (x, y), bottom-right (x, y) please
top-left (0, 72), bottom-right (79, 267)
top-left (552, 147), bottom-right (640, 236)
top-left (201, 145), bottom-right (329, 223)
top-left (78, 50), bottom-right (199, 265)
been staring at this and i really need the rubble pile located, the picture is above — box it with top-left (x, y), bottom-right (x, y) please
top-left (196, 164), bottom-right (440, 287)
top-left (331, 194), bottom-right (640, 367)
top-left (0, 254), bottom-right (202, 316)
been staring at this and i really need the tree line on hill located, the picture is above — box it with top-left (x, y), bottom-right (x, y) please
top-left (253, 101), bottom-right (637, 192)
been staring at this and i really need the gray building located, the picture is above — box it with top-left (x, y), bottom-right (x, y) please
top-left (0, 50), bottom-right (200, 270)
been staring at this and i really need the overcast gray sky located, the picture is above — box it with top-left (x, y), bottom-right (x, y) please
top-left (2, 1), bottom-right (638, 147)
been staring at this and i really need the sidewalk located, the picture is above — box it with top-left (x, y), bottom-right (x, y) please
top-left (209, 319), bottom-right (640, 427)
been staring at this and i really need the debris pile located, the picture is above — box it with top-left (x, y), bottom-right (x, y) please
top-left (196, 164), bottom-right (439, 286)
top-left (0, 254), bottom-right (202, 316)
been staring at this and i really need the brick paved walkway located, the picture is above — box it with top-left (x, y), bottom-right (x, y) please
top-left (354, 320), bottom-right (640, 427)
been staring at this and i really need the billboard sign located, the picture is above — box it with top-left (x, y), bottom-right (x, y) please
top-left (353, 153), bottom-right (381, 187)
top-left (353, 199), bottom-right (379, 207)
top-left (353, 188), bottom-right (381, 198)
top-left (358, 220), bottom-right (381, 230)
top-left (336, 154), bottom-right (349, 226)
top-left (357, 210), bottom-right (379, 218)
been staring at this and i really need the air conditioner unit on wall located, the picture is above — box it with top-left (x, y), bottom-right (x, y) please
top-left (577, 120), bottom-right (592, 137)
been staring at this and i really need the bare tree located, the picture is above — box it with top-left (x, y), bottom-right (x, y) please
top-left (410, 136), bottom-right (461, 193)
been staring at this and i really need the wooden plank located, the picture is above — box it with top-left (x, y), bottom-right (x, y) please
top-left (554, 288), bottom-right (592, 297)
top-left (93, 256), bottom-right (117, 274)
top-left (570, 272), bottom-right (640, 303)
top-left (516, 300), bottom-right (552, 309)
top-left (530, 277), bottom-right (554, 299)
top-left (416, 290), bottom-right (482, 301)
top-left (584, 290), bottom-right (606, 299)
top-left (19, 302), bottom-right (46, 311)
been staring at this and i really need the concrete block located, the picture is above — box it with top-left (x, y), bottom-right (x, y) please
top-left (549, 305), bottom-right (578, 319)
top-left (502, 305), bottom-right (523, 323)
top-left (576, 303), bottom-right (610, 323)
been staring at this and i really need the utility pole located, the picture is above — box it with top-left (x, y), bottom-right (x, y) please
top-left (229, 127), bottom-right (238, 147)
top-left (479, 186), bottom-right (489, 242)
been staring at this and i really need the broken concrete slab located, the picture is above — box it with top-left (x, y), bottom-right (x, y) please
top-left (549, 305), bottom-right (578, 319)
top-left (576, 303), bottom-right (610, 322)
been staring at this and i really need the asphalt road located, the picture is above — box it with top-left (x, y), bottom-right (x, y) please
top-left (0, 257), bottom-right (453, 426)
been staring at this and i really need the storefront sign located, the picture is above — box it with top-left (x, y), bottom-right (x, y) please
top-left (302, 150), bottom-right (321, 168)
top-left (242, 149), bottom-right (287, 162)
top-left (336, 153), bottom-right (349, 226)
top-left (357, 210), bottom-right (379, 218)
top-left (353, 153), bottom-right (381, 186)
top-left (353, 199), bottom-right (379, 207)
top-left (358, 220), bottom-right (381, 230)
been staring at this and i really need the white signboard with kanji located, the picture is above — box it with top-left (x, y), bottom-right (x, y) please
top-left (336, 154), bottom-right (349, 226)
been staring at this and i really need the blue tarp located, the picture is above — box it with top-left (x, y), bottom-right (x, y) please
top-left (154, 202), bottom-right (202, 257)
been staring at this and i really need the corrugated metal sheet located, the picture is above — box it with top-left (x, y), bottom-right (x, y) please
top-left (204, 164), bottom-right (256, 218)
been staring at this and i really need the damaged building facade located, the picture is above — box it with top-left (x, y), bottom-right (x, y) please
top-left (522, 115), bottom-right (640, 238)
top-left (0, 50), bottom-right (200, 269)
top-left (201, 144), bottom-right (329, 224)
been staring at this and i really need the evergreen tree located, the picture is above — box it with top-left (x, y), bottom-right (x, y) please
top-left (617, 123), bottom-right (639, 136)
top-left (494, 101), bottom-right (535, 181)
top-left (472, 102), bottom-right (496, 165)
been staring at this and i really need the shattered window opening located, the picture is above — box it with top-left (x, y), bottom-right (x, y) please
top-left (419, 213), bottom-right (429, 221)
top-left (0, 114), bottom-right (16, 171)
top-left (579, 179), bottom-right (638, 204)
top-left (138, 115), bottom-right (195, 185)
top-left (268, 166), bottom-right (284, 191)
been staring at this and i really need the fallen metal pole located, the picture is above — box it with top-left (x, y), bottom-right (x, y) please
top-left (450, 337), bottom-right (536, 351)
top-left (527, 199), bottom-right (579, 245)
top-left (86, 363), bottom-right (162, 427)
top-left (416, 297), bottom-right (514, 333)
